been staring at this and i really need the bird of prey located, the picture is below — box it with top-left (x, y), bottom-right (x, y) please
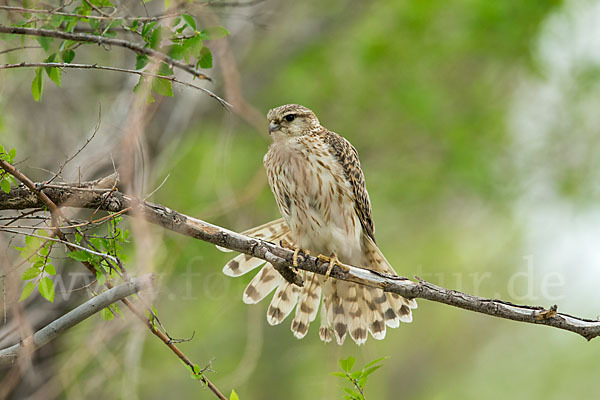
top-left (220, 104), bottom-right (416, 345)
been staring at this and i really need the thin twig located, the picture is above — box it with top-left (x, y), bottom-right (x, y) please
top-left (0, 45), bottom-right (42, 55)
top-left (45, 106), bottom-right (101, 186)
top-left (0, 25), bottom-right (212, 82)
top-left (0, 62), bottom-right (231, 107)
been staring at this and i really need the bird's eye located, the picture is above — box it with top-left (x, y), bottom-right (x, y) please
top-left (284, 114), bottom-right (295, 122)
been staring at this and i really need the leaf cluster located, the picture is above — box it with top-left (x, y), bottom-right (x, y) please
top-left (0, 145), bottom-right (17, 193)
top-left (331, 356), bottom-right (389, 400)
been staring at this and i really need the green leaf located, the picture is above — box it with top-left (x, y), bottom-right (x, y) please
top-left (229, 389), bottom-right (240, 400)
top-left (135, 54), bottom-right (149, 70)
top-left (199, 26), bottom-right (229, 40)
top-left (61, 49), bottom-right (75, 63)
top-left (142, 22), bottom-right (157, 39)
top-left (48, 15), bottom-right (64, 29)
top-left (64, 17), bottom-right (78, 33)
top-left (149, 26), bottom-right (162, 49)
top-left (185, 363), bottom-right (203, 380)
top-left (362, 365), bottom-right (382, 378)
top-left (363, 356), bottom-right (389, 369)
top-left (182, 14), bottom-right (196, 31)
top-left (158, 62), bottom-right (173, 76)
top-left (38, 277), bottom-right (55, 302)
top-left (197, 47), bottom-right (212, 69)
top-left (36, 36), bottom-right (52, 52)
top-left (350, 370), bottom-right (362, 380)
top-left (67, 250), bottom-right (90, 262)
top-left (19, 281), bottom-right (36, 302)
top-left (339, 356), bottom-right (356, 372)
top-left (31, 67), bottom-right (44, 102)
top-left (21, 266), bottom-right (40, 280)
top-left (0, 178), bottom-right (10, 194)
top-left (46, 65), bottom-right (63, 87)
top-left (75, 232), bottom-right (83, 244)
top-left (167, 44), bottom-right (185, 60)
top-left (8, 148), bottom-right (16, 162)
top-left (152, 78), bottom-right (173, 97)
top-left (100, 307), bottom-right (114, 320)
top-left (182, 35), bottom-right (202, 62)
top-left (45, 263), bottom-right (56, 275)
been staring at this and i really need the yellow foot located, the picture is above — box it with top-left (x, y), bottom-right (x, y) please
top-left (279, 240), bottom-right (310, 268)
top-left (318, 253), bottom-right (341, 281)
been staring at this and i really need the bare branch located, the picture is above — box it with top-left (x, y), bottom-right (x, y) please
top-left (2, 178), bottom-right (599, 341)
top-left (0, 275), bottom-right (154, 365)
top-left (0, 25), bottom-right (212, 82)
top-left (0, 62), bottom-right (231, 107)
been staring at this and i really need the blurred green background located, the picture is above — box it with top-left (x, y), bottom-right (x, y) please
top-left (2, 0), bottom-right (600, 398)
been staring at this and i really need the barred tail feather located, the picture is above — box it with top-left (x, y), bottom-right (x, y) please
top-left (222, 218), bottom-right (416, 345)
top-left (291, 272), bottom-right (322, 339)
top-left (267, 282), bottom-right (301, 325)
top-left (243, 264), bottom-right (281, 304)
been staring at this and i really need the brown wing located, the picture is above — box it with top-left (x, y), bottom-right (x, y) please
top-left (321, 129), bottom-right (376, 243)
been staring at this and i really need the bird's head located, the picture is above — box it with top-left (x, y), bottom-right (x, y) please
top-left (267, 104), bottom-right (320, 137)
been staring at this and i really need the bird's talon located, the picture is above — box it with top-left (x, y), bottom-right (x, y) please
top-left (320, 253), bottom-right (341, 281)
top-left (293, 248), bottom-right (300, 267)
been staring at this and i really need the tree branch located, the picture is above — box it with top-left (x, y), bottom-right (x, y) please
top-left (0, 164), bottom-right (227, 399)
top-left (0, 62), bottom-right (231, 107)
top-left (2, 177), bottom-right (599, 341)
top-left (0, 275), bottom-right (153, 365)
top-left (0, 25), bottom-right (211, 81)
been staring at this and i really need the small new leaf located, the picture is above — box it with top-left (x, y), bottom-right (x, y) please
top-left (68, 250), bottom-right (90, 262)
top-left (339, 356), bottom-right (356, 373)
top-left (135, 54), bottom-right (149, 70)
top-left (61, 49), bottom-right (75, 63)
top-left (31, 67), bottom-right (43, 102)
top-left (19, 281), bottom-right (36, 302)
top-left (45, 263), bottom-right (57, 275)
top-left (199, 26), bottom-right (229, 40)
top-left (100, 307), bottom-right (114, 321)
top-left (38, 277), bottom-right (55, 302)
top-left (152, 78), bottom-right (173, 97)
top-left (182, 14), bottom-right (196, 31)
top-left (230, 389), bottom-right (240, 400)
top-left (0, 178), bottom-right (10, 194)
top-left (197, 47), bottom-right (212, 69)
top-left (36, 36), bottom-right (52, 52)
top-left (21, 266), bottom-right (40, 281)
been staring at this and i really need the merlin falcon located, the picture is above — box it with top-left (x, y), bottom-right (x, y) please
top-left (220, 104), bottom-right (416, 345)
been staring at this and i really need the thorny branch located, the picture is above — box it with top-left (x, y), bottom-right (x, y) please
top-left (1, 175), bottom-right (600, 341)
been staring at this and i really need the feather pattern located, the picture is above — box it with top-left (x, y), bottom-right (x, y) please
top-left (219, 104), bottom-right (416, 345)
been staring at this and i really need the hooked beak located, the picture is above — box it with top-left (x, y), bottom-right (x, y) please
top-left (269, 121), bottom-right (280, 133)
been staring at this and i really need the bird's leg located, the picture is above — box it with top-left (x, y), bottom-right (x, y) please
top-left (319, 253), bottom-right (342, 281)
top-left (279, 239), bottom-right (310, 268)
